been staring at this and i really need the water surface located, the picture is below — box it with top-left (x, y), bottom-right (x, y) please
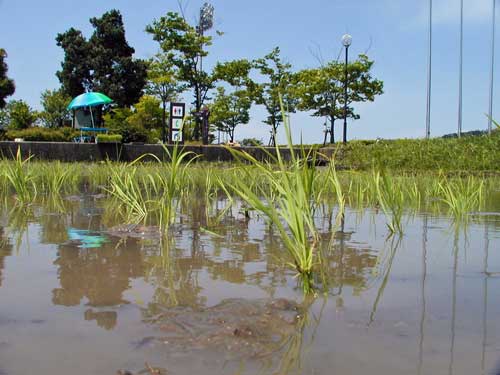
top-left (0, 197), bottom-right (499, 375)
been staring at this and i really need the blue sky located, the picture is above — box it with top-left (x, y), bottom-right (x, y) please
top-left (0, 0), bottom-right (498, 144)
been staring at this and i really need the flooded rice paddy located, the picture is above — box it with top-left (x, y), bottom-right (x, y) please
top-left (0, 191), bottom-right (499, 375)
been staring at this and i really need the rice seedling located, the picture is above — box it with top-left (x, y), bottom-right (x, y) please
top-left (222, 99), bottom-right (322, 294)
top-left (327, 161), bottom-right (345, 225)
top-left (438, 176), bottom-right (485, 220)
top-left (3, 148), bottom-right (37, 204)
top-left (373, 170), bottom-right (405, 235)
top-left (104, 164), bottom-right (151, 222)
top-left (155, 143), bottom-right (198, 229)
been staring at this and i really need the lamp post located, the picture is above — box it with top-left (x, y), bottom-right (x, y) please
top-left (458, 0), bottom-right (463, 138)
top-left (194, 2), bottom-right (214, 141)
top-left (487, 0), bottom-right (496, 134)
top-left (426, 0), bottom-right (432, 139)
top-left (342, 34), bottom-right (352, 144)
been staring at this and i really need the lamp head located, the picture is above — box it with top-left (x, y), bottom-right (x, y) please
top-left (342, 34), bottom-right (352, 47)
top-left (200, 3), bottom-right (215, 32)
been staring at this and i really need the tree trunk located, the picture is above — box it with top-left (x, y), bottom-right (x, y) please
top-left (330, 116), bottom-right (335, 144)
top-left (194, 85), bottom-right (201, 141)
top-left (162, 100), bottom-right (167, 143)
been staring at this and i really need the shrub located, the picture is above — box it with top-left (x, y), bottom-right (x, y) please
top-left (240, 137), bottom-right (263, 146)
top-left (96, 134), bottom-right (123, 143)
top-left (4, 127), bottom-right (79, 142)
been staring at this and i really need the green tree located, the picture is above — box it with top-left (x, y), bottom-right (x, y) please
top-left (210, 87), bottom-right (251, 142)
top-left (253, 47), bottom-right (297, 146)
top-left (146, 53), bottom-right (186, 142)
top-left (2, 100), bottom-right (37, 130)
top-left (56, 10), bottom-right (147, 107)
top-left (0, 49), bottom-right (15, 109)
top-left (210, 59), bottom-right (255, 142)
top-left (146, 12), bottom-right (215, 140)
top-left (55, 28), bottom-right (92, 97)
top-left (39, 89), bottom-right (71, 128)
top-left (293, 54), bottom-right (384, 143)
top-left (127, 95), bottom-right (163, 130)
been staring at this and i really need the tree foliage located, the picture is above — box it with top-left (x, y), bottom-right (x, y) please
top-left (1, 100), bottom-right (38, 130)
top-left (253, 47), bottom-right (297, 146)
top-left (145, 53), bottom-right (185, 141)
top-left (210, 59), bottom-right (255, 142)
top-left (39, 89), bottom-right (71, 128)
top-left (293, 54), bottom-right (383, 143)
top-left (0, 49), bottom-right (15, 109)
top-left (146, 12), bottom-right (215, 140)
top-left (56, 9), bottom-right (147, 107)
top-left (127, 95), bottom-right (163, 130)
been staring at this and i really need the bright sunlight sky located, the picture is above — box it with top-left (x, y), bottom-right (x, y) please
top-left (0, 0), bottom-right (498, 144)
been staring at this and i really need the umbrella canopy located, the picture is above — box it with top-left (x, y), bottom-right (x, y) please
top-left (67, 92), bottom-right (113, 110)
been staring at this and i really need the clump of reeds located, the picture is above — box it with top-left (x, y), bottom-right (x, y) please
top-left (222, 98), bottom-right (323, 293)
top-left (3, 147), bottom-right (37, 204)
top-left (438, 176), bottom-right (485, 220)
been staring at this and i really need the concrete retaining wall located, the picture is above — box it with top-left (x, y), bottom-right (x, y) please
top-left (0, 142), bottom-right (327, 163)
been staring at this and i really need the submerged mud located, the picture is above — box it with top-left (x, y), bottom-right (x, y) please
top-left (107, 224), bottom-right (161, 240)
top-left (140, 298), bottom-right (303, 359)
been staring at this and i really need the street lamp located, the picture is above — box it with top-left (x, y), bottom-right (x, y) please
top-left (341, 34), bottom-right (352, 144)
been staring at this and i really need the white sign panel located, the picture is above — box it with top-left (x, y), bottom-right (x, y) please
top-left (172, 105), bottom-right (184, 118)
top-left (172, 130), bottom-right (183, 142)
top-left (172, 118), bottom-right (184, 130)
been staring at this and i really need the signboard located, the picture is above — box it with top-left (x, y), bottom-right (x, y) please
top-left (169, 102), bottom-right (186, 144)
top-left (171, 130), bottom-right (183, 142)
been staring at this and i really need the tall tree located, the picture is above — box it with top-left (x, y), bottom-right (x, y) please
top-left (211, 59), bottom-right (255, 142)
top-left (293, 54), bottom-right (384, 143)
top-left (39, 88), bottom-right (71, 128)
top-left (0, 49), bottom-right (15, 109)
top-left (146, 12), bottom-right (215, 141)
top-left (56, 10), bottom-right (147, 107)
top-left (253, 47), bottom-right (297, 146)
top-left (145, 53), bottom-right (186, 142)
top-left (55, 29), bottom-right (92, 97)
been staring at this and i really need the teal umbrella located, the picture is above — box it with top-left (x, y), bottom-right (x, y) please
top-left (68, 92), bottom-right (112, 128)
top-left (67, 92), bottom-right (113, 110)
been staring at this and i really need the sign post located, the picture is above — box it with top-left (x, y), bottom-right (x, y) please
top-left (169, 102), bottom-right (185, 144)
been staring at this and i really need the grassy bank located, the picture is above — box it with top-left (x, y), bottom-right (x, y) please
top-left (323, 131), bottom-right (500, 173)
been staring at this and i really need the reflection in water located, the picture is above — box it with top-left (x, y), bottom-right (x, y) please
top-left (449, 231), bottom-right (459, 375)
top-left (52, 238), bottom-right (145, 329)
top-left (67, 228), bottom-right (108, 249)
top-left (368, 236), bottom-right (402, 325)
top-left (418, 215), bottom-right (428, 375)
top-left (1, 196), bottom-right (498, 375)
top-left (0, 227), bottom-right (13, 287)
top-left (482, 225), bottom-right (490, 374)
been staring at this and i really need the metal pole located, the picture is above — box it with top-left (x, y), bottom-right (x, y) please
top-left (458, 0), bottom-right (463, 137)
top-left (488, 0), bottom-right (496, 134)
top-left (426, 0), bottom-right (433, 139)
top-left (343, 45), bottom-right (349, 144)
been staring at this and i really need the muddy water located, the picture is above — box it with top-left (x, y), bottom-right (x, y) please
top-left (0, 197), bottom-right (499, 375)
